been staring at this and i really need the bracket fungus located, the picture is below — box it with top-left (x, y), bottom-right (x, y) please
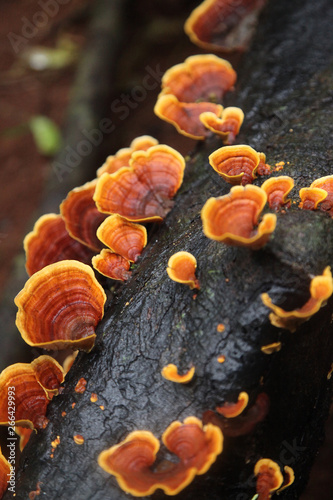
top-left (184, 0), bottom-right (267, 52)
top-left (209, 145), bottom-right (269, 185)
top-left (15, 426), bottom-right (34, 451)
top-left (299, 187), bottom-right (327, 210)
top-left (15, 260), bottom-right (106, 351)
top-left (97, 135), bottom-right (159, 177)
top-left (201, 185), bottom-right (276, 249)
top-left (98, 416), bottom-right (223, 497)
top-left (0, 448), bottom-right (10, 498)
top-left (0, 356), bottom-right (64, 430)
top-left (309, 175), bottom-right (333, 216)
top-left (166, 251), bottom-right (200, 289)
top-left (199, 107), bottom-right (244, 144)
top-left (92, 249), bottom-right (131, 281)
top-left (254, 459), bottom-right (284, 499)
top-left (261, 266), bottom-right (333, 332)
top-left (24, 214), bottom-right (95, 276)
top-left (60, 180), bottom-right (107, 252)
top-left (161, 364), bottom-right (195, 383)
top-left (94, 145), bottom-right (185, 222)
top-left (96, 215), bottom-right (147, 263)
top-left (216, 391), bottom-right (249, 418)
top-left (261, 176), bottom-right (294, 211)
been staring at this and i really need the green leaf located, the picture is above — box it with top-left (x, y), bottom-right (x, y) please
top-left (29, 116), bottom-right (62, 156)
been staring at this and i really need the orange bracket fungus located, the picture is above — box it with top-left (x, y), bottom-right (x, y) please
top-left (209, 145), bottom-right (270, 185)
top-left (184, 0), bottom-right (267, 52)
top-left (201, 185), bottom-right (276, 249)
top-left (261, 176), bottom-right (294, 211)
top-left (96, 215), bottom-right (147, 263)
top-left (254, 459), bottom-right (284, 499)
top-left (216, 391), bottom-right (249, 418)
top-left (24, 214), bottom-right (95, 276)
top-left (199, 107), bottom-right (244, 144)
top-left (161, 364), bottom-right (195, 383)
top-left (98, 416), bottom-right (223, 497)
top-left (15, 260), bottom-right (106, 351)
top-left (309, 175), bottom-right (333, 215)
top-left (15, 426), bottom-right (34, 451)
top-left (166, 251), bottom-right (200, 289)
top-left (97, 135), bottom-right (159, 177)
top-left (92, 249), bottom-right (131, 281)
top-left (0, 448), bottom-right (10, 498)
top-left (299, 187), bottom-right (327, 210)
top-left (261, 266), bottom-right (333, 332)
top-left (0, 356), bottom-right (64, 429)
top-left (60, 180), bottom-right (107, 252)
top-left (260, 342), bottom-right (282, 355)
top-left (94, 145), bottom-right (185, 222)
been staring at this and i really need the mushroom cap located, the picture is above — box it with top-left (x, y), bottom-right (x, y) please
top-left (261, 176), bottom-right (294, 210)
top-left (94, 145), bottom-right (185, 222)
top-left (60, 180), bottom-right (107, 252)
top-left (199, 107), bottom-right (244, 144)
top-left (31, 355), bottom-right (64, 399)
top-left (15, 260), bottom-right (106, 351)
top-left (184, 0), bottom-right (267, 52)
top-left (154, 94), bottom-right (223, 140)
top-left (24, 214), bottom-right (95, 276)
top-left (216, 391), bottom-right (249, 418)
top-left (310, 175), bottom-right (333, 215)
top-left (97, 135), bottom-right (159, 177)
top-left (15, 426), bottom-right (34, 451)
top-left (97, 215), bottom-right (147, 263)
top-left (161, 364), bottom-right (195, 383)
top-left (92, 249), bottom-right (131, 281)
top-left (201, 185), bottom-right (277, 249)
top-left (209, 144), bottom-right (264, 185)
top-left (98, 417), bottom-right (223, 496)
top-left (167, 251), bottom-right (200, 289)
top-left (299, 187), bottom-right (327, 210)
top-left (261, 266), bottom-right (333, 332)
top-left (254, 458), bottom-right (284, 497)
top-left (0, 447), bottom-right (11, 497)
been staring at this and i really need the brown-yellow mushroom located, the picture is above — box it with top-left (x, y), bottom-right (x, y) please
top-left (299, 187), bottom-right (327, 210)
top-left (199, 107), bottom-right (244, 144)
top-left (216, 391), bottom-right (249, 418)
top-left (254, 459), bottom-right (284, 499)
top-left (261, 176), bottom-right (294, 211)
top-left (92, 249), bottom-right (131, 281)
top-left (161, 364), bottom-right (195, 383)
top-left (167, 251), bottom-right (200, 289)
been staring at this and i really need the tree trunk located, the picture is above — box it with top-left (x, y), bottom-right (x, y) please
top-left (8, 0), bottom-right (333, 499)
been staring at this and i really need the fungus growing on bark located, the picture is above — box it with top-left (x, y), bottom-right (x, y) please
top-left (0, 357), bottom-right (64, 429)
top-left (201, 185), bottom-right (276, 249)
top-left (92, 249), bottom-right (131, 281)
top-left (167, 251), bottom-right (200, 289)
top-left (184, 0), bottom-right (267, 52)
top-left (94, 145), bottom-right (185, 222)
top-left (261, 176), bottom-right (294, 211)
top-left (254, 459), bottom-right (284, 499)
top-left (0, 448), bottom-right (10, 498)
top-left (97, 135), bottom-right (159, 177)
top-left (216, 391), bottom-right (249, 417)
top-left (199, 107), bottom-right (244, 144)
top-left (73, 434), bottom-right (85, 445)
top-left (299, 187), bottom-right (327, 210)
top-left (24, 214), bottom-right (95, 276)
top-left (209, 145), bottom-right (269, 185)
top-left (98, 416), bottom-right (223, 497)
top-left (310, 175), bottom-right (333, 215)
top-left (15, 426), bottom-right (34, 451)
top-left (261, 266), bottom-right (333, 332)
top-left (161, 364), bottom-right (195, 383)
top-left (75, 378), bottom-right (87, 394)
top-left (60, 180), bottom-right (107, 252)
top-left (97, 215), bottom-right (147, 262)
top-left (260, 342), bottom-right (282, 354)
top-left (15, 260), bottom-right (106, 351)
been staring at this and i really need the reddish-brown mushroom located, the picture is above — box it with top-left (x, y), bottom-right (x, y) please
top-left (167, 251), bottom-right (200, 289)
top-left (201, 185), bottom-right (277, 249)
top-left (299, 187), bottom-right (327, 210)
top-left (216, 391), bottom-right (249, 418)
top-left (24, 214), bottom-right (95, 276)
top-left (15, 260), bottom-right (106, 351)
top-left (254, 459), bottom-right (284, 500)
top-left (209, 145), bottom-right (269, 185)
top-left (310, 175), bottom-right (333, 215)
top-left (199, 107), bottom-right (244, 144)
top-left (94, 145), bottom-right (185, 222)
top-left (97, 136), bottom-right (159, 177)
top-left (161, 364), bottom-right (195, 383)
top-left (276, 466), bottom-right (295, 493)
top-left (31, 355), bottom-right (65, 399)
top-left (97, 215), bottom-right (147, 262)
top-left (98, 416), bottom-right (223, 496)
top-left (60, 180), bottom-right (107, 252)
top-left (0, 447), bottom-right (10, 498)
top-left (261, 266), bottom-right (333, 332)
top-left (261, 176), bottom-right (294, 211)
top-left (15, 426), bottom-right (34, 451)
top-left (92, 249), bottom-right (131, 281)
top-left (184, 0), bottom-right (268, 52)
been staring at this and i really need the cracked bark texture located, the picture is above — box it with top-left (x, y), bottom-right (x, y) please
top-left (7, 0), bottom-right (333, 498)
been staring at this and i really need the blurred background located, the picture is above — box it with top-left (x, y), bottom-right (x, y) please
top-left (0, 0), bottom-right (331, 498)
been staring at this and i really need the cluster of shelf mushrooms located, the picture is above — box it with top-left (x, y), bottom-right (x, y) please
top-left (1, 0), bottom-right (333, 499)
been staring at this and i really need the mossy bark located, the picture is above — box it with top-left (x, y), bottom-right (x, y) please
top-left (7, 0), bottom-right (333, 499)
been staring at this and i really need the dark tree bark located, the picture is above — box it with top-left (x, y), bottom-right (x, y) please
top-left (8, 0), bottom-right (333, 499)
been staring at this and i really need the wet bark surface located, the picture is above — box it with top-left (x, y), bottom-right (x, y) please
top-left (7, 0), bottom-right (333, 498)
